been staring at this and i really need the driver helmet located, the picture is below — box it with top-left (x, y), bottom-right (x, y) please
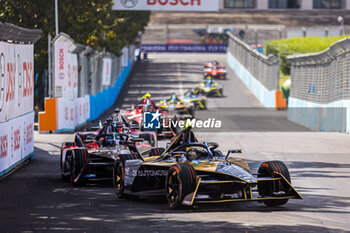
top-left (206, 77), bottom-right (213, 85)
top-left (143, 93), bottom-right (151, 99)
top-left (171, 93), bottom-right (177, 102)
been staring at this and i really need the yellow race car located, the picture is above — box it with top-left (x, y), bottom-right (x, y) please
top-left (159, 93), bottom-right (195, 119)
top-left (180, 90), bottom-right (207, 110)
top-left (195, 77), bottom-right (223, 98)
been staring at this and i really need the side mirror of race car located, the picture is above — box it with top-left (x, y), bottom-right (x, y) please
top-left (225, 149), bottom-right (242, 160)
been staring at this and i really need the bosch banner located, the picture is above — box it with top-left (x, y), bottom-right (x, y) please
top-left (0, 42), bottom-right (34, 123)
top-left (102, 58), bottom-right (112, 86)
top-left (113, 0), bottom-right (219, 12)
top-left (54, 42), bottom-right (78, 101)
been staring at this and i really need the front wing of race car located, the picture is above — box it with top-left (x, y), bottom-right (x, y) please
top-left (196, 87), bottom-right (222, 97)
top-left (182, 171), bottom-right (303, 206)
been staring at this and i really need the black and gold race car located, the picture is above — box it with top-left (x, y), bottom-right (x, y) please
top-left (113, 127), bottom-right (302, 209)
top-left (60, 120), bottom-right (154, 186)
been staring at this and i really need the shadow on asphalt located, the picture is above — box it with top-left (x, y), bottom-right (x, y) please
top-left (1, 147), bottom-right (350, 232)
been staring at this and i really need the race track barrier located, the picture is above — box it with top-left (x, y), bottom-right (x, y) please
top-left (39, 32), bottom-right (135, 133)
top-left (39, 59), bottom-right (132, 132)
top-left (0, 22), bottom-right (41, 177)
top-left (226, 32), bottom-right (284, 109)
top-left (288, 37), bottom-right (350, 132)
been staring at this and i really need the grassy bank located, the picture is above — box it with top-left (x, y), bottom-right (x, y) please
top-left (265, 35), bottom-right (349, 75)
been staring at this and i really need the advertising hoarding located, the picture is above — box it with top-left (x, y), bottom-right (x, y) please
top-left (113, 0), bottom-right (219, 12)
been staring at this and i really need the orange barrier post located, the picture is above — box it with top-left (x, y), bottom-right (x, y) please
top-left (275, 91), bottom-right (287, 110)
top-left (38, 98), bottom-right (58, 132)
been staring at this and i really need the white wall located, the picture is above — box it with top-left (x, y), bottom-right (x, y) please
top-left (256, 0), bottom-right (269, 9)
top-left (346, 0), bottom-right (350, 9)
top-left (300, 0), bottom-right (313, 9)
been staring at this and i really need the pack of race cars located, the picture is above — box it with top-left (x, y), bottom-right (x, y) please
top-left (60, 59), bottom-right (302, 209)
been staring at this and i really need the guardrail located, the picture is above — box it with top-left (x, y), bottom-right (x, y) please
top-left (226, 32), bottom-right (285, 109)
top-left (287, 37), bottom-right (350, 132)
top-left (39, 33), bottom-right (136, 132)
top-left (0, 22), bottom-right (41, 177)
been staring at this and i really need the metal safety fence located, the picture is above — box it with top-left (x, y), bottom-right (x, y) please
top-left (288, 38), bottom-right (350, 104)
top-left (227, 32), bottom-right (279, 91)
top-left (287, 37), bottom-right (350, 132)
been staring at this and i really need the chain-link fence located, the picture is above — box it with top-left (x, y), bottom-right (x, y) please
top-left (288, 37), bottom-right (350, 104)
top-left (227, 32), bottom-right (279, 91)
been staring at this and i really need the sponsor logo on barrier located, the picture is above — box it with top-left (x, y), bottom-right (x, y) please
top-left (65, 107), bottom-right (68, 121)
top-left (23, 61), bottom-right (33, 97)
top-left (14, 129), bottom-right (21, 151)
top-left (58, 48), bottom-right (65, 81)
top-left (143, 111), bottom-right (161, 129)
top-left (73, 65), bottom-right (78, 88)
top-left (17, 55), bottom-right (22, 107)
top-left (68, 64), bottom-right (71, 87)
top-left (6, 62), bottom-right (15, 102)
top-left (70, 108), bottom-right (74, 121)
top-left (0, 53), bottom-right (5, 112)
top-left (0, 135), bottom-right (8, 158)
top-left (26, 124), bottom-right (33, 144)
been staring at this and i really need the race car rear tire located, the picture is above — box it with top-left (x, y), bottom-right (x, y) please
top-left (69, 149), bottom-right (89, 186)
top-left (60, 143), bottom-right (76, 181)
top-left (113, 154), bottom-right (140, 198)
top-left (258, 161), bottom-right (291, 207)
top-left (166, 164), bottom-right (197, 209)
top-left (149, 147), bottom-right (166, 157)
top-left (139, 133), bottom-right (156, 147)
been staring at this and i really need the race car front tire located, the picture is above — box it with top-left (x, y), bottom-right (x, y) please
top-left (113, 159), bottom-right (125, 198)
top-left (166, 163), bottom-right (197, 209)
top-left (257, 161), bottom-right (291, 207)
top-left (113, 154), bottom-right (140, 199)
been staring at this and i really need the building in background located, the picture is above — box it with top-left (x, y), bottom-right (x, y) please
top-left (220, 0), bottom-right (350, 10)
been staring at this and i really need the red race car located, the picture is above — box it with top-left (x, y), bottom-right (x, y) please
top-left (203, 60), bottom-right (227, 80)
top-left (121, 93), bottom-right (178, 139)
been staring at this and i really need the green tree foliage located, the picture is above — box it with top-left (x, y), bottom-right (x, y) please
top-left (265, 35), bottom-right (349, 75)
top-left (0, 0), bottom-right (150, 105)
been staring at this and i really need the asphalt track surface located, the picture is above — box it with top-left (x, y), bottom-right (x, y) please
top-left (1, 53), bottom-right (350, 233)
